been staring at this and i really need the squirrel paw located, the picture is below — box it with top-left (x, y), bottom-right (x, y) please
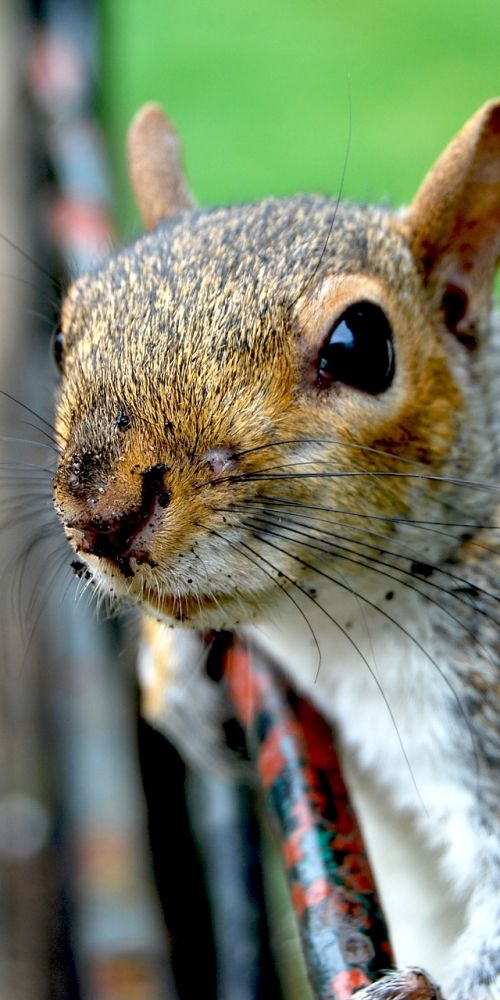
top-left (353, 968), bottom-right (444, 1000)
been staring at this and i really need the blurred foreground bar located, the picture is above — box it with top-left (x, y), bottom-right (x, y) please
top-left (22, 0), bottom-right (177, 995)
top-left (20, 1), bottom-right (278, 997)
top-left (224, 636), bottom-right (395, 1000)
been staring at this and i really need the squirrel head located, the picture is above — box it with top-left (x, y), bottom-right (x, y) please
top-left (53, 101), bottom-right (500, 627)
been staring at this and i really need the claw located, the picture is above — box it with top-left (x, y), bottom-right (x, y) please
top-left (354, 967), bottom-right (444, 1000)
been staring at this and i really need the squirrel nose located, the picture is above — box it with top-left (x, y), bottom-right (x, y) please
top-left (67, 462), bottom-right (171, 565)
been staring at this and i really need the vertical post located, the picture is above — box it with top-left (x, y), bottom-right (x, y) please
top-left (224, 637), bottom-right (395, 1000)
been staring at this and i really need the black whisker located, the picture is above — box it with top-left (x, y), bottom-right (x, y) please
top-left (233, 529), bottom-right (428, 811)
top-left (229, 504), bottom-right (500, 610)
top-left (20, 422), bottom-right (61, 453)
top-left (199, 522), bottom-right (323, 678)
top-left (234, 436), bottom-right (431, 469)
top-left (256, 494), bottom-right (500, 540)
top-left (249, 528), bottom-right (482, 778)
top-left (202, 468), bottom-right (500, 491)
top-left (0, 269), bottom-right (61, 310)
top-left (241, 514), bottom-right (499, 673)
top-left (0, 389), bottom-right (59, 440)
top-left (0, 231), bottom-right (63, 294)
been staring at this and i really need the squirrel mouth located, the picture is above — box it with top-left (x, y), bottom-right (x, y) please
top-left (69, 543), bottom-right (229, 623)
top-left (144, 590), bottom-right (218, 621)
top-left (71, 545), bottom-right (223, 622)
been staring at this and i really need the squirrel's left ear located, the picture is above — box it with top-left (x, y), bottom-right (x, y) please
top-left (405, 99), bottom-right (500, 348)
top-left (127, 103), bottom-right (195, 230)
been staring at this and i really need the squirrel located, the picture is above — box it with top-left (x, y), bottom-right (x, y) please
top-left (52, 99), bottom-right (500, 1000)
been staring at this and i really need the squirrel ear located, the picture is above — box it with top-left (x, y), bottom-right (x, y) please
top-left (405, 99), bottom-right (500, 347)
top-left (127, 103), bottom-right (195, 230)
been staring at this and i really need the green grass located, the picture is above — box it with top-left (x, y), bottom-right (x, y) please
top-left (100, 0), bottom-right (499, 237)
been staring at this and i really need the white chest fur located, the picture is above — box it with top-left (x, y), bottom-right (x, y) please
top-left (244, 576), bottom-right (473, 980)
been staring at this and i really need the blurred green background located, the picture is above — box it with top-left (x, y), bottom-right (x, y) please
top-left (100, 0), bottom-right (499, 237)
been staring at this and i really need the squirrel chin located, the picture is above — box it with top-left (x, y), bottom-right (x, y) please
top-left (141, 587), bottom-right (268, 631)
top-left (71, 550), bottom-right (265, 630)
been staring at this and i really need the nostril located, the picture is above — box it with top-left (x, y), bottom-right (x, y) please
top-left (73, 508), bottom-right (150, 561)
top-left (139, 462), bottom-right (171, 508)
top-left (68, 462), bottom-right (171, 563)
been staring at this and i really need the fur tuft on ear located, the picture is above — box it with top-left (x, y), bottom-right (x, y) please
top-left (127, 103), bottom-right (195, 230)
top-left (405, 99), bottom-right (500, 348)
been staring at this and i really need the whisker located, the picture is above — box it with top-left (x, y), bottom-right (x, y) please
top-left (0, 491), bottom-right (54, 513)
top-left (19, 422), bottom-right (61, 453)
top-left (0, 305), bottom-right (57, 328)
top-left (57, 559), bottom-right (81, 608)
top-left (199, 522), bottom-right (323, 678)
top-left (227, 456), bottom-right (498, 529)
top-left (0, 389), bottom-right (59, 440)
top-left (0, 435), bottom-right (58, 454)
top-left (205, 435), bottom-right (499, 534)
top-left (0, 505), bottom-right (58, 535)
top-left (191, 548), bottom-right (214, 591)
top-left (224, 528), bottom-right (428, 811)
top-left (22, 547), bottom-right (72, 665)
top-left (0, 465), bottom-right (55, 480)
top-left (203, 468), bottom-right (500, 491)
top-left (228, 504), bottom-right (500, 609)
top-left (0, 269), bottom-right (61, 310)
top-left (233, 436), bottom-right (433, 468)
top-left (0, 231), bottom-right (63, 293)
top-left (214, 502), bottom-right (439, 682)
top-left (0, 506), bottom-right (55, 534)
top-left (241, 514), bottom-right (499, 672)
top-left (249, 528), bottom-right (482, 777)
top-left (3, 522), bottom-right (62, 638)
top-left (25, 539), bottom-right (69, 622)
top-left (255, 494), bottom-right (500, 540)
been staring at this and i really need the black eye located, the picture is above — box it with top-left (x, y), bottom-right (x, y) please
top-left (317, 301), bottom-right (395, 394)
top-left (52, 326), bottom-right (65, 372)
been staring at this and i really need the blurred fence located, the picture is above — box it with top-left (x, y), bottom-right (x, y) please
top-left (0, 4), bottom-right (392, 998)
top-left (0, 2), bottom-right (174, 997)
top-left (0, 3), bottom-right (303, 998)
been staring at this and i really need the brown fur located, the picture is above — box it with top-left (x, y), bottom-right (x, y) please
top-left (53, 190), bottom-right (485, 623)
top-left (53, 101), bottom-right (500, 999)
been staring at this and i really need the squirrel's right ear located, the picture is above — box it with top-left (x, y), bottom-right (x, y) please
top-left (405, 99), bottom-right (500, 347)
top-left (127, 103), bottom-right (195, 230)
